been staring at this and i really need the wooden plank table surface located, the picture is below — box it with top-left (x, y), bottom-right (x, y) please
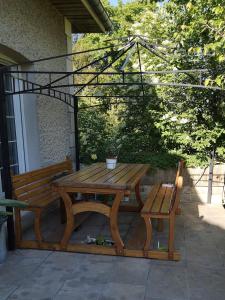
top-left (53, 163), bottom-right (150, 191)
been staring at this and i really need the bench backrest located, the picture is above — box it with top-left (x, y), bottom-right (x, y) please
top-left (175, 160), bottom-right (184, 185)
top-left (170, 175), bottom-right (183, 213)
top-left (12, 158), bottom-right (73, 202)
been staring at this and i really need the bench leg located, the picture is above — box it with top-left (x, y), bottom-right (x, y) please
top-left (157, 219), bottom-right (164, 232)
top-left (175, 207), bottom-right (181, 215)
top-left (168, 215), bottom-right (175, 260)
top-left (34, 208), bottom-right (43, 245)
top-left (110, 192), bottom-right (125, 255)
top-left (15, 208), bottom-right (22, 247)
top-left (59, 191), bottom-right (74, 250)
top-left (143, 215), bottom-right (153, 256)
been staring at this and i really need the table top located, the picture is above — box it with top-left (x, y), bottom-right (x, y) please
top-left (52, 163), bottom-right (150, 191)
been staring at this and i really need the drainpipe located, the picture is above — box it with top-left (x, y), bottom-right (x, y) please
top-left (73, 96), bottom-right (80, 171)
top-left (207, 149), bottom-right (215, 204)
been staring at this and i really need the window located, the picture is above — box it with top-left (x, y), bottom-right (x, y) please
top-left (0, 66), bottom-right (20, 175)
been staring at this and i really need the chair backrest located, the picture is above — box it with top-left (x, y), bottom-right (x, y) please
top-left (12, 157), bottom-right (73, 202)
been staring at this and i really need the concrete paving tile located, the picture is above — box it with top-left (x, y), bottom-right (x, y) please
top-left (7, 266), bottom-right (72, 299)
top-left (187, 264), bottom-right (225, 291)
top-left (7, 286), bottom-right (58, 300)
top-left (109, 256), bottom-right (151, 285)
top-left (0, 257), bottom-right (43, 286)
top-left (221, 251), bottom-right (225, 267)
top-left (57, 280), bottom-right (102, 300)
top-left (184, 220), bottom-right (210, 231)
top-left (198, 204), bottom-right (225, 218)
top-left (54, 290), bottom-right (100, 300)
top-left (67, 260), bottom-right (114, 284)
top-left (27, 260), bottom-right (80, 284)
top-left (146, 265), bottom-right (189, 300)
top-left (10, 249), bottom-right (52, 259)
top-left (0, 285), bottom-right (18, 300)
top-left (189, 288), bottom-right (225, 300)
top-left (184, 230), bottom-right (222, 248)
top-left (185, 241), bottom-right (224, 268)
top-left (190, 288), bottom-right (225, 300)
top-left (43, 252), bottom-right (85, 269)
top-left (100, 282), bottom-right (146, 300)
top-left (86, 253), bottom-right (118, 263)
top-left (144, 297), bottom-right (181, 300)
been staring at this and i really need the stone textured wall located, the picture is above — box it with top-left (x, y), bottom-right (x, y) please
top-left (0, 0), bottom-right (70, 165)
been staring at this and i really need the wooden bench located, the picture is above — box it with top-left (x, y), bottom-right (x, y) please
top-left (141, 161), bottom-right (184, 260)
top-left (12, 157), bottom-right (73, 247)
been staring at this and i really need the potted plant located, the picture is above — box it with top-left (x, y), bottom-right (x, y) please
top-left (105, 135), bottom-right (122, 170)
top-left (0, 198), bottom-right (27, 263)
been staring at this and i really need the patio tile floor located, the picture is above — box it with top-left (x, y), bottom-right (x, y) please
top-left (0, 197), bottom-right (225, 300)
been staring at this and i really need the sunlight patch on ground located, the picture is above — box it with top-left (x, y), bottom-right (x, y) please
top-left (198, 204), bottom-right (225, 230)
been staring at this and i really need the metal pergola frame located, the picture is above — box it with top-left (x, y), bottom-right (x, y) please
top-left (0, 35), bottom-right (223, 250)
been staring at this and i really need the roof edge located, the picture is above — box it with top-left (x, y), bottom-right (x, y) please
top-left (81, 0), bottom-right (113, 32)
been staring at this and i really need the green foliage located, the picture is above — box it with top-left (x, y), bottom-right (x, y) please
top-left (74, 0), bottom-right (225, 169)
top-left (0, 198), bottom-right (28, 227)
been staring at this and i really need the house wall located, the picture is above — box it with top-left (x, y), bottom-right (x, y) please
top-left (0, 0), bottom-right (71, 168)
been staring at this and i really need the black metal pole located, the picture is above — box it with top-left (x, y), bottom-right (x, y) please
top-left (74, 96), bottom-right (80, 171)
top-left (137, 43), bottom-right (145, 98)
top-left (0, 70), bottom-right (15, 250)
top-left (207, 149), bottom-right (215, 204)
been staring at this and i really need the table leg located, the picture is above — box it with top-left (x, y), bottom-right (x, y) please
top-left (110, 191), bottom-right (124, 255)
top-left (58, 190), bottom-right (75, 250)
top-left (135, 181), bottom-right (144, 210)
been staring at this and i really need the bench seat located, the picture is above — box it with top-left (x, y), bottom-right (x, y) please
top-left (141, 184), bottom-right (175, 217)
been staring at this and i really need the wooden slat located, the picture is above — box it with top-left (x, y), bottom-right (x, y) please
top-left (95, 164), bottom-right (128, 184)
top-left (72, 163), bottom-right (103, 179)
top-left (53, 163), bottom-right (149, 190)
top-left (81, 167), bottom-right (112, 183)
top-left (160, 187), bottom-right (174, 214)
top-left (126, 165), bottom-right (150, 189)
top-left (13, 161), bottom-right (72, 188)
top-left (103, 164), bottom-right (132, 184)
top-left (17, 186), bottom-right (52, 202)
top-left (15, 177), bottom-right (52, 196)
top-left (56, 163), bottom-right (104, 185)
top-left (151, 186), bottom-right (167, 213)
top-left (141, 184), bottom-right (161, 214)
top-left (113, 164), bottom-right (143, 185)
top-left (27, 192), bottom-right (59, 208)
top-left (13, 160), bottom-right (72, 182)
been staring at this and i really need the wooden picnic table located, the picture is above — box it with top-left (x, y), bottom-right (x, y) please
top-left (52, 163), bottom-right (150, 255)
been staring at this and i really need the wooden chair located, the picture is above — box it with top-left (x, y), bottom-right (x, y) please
top-left (12, 157), bottom-right (73, 247)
